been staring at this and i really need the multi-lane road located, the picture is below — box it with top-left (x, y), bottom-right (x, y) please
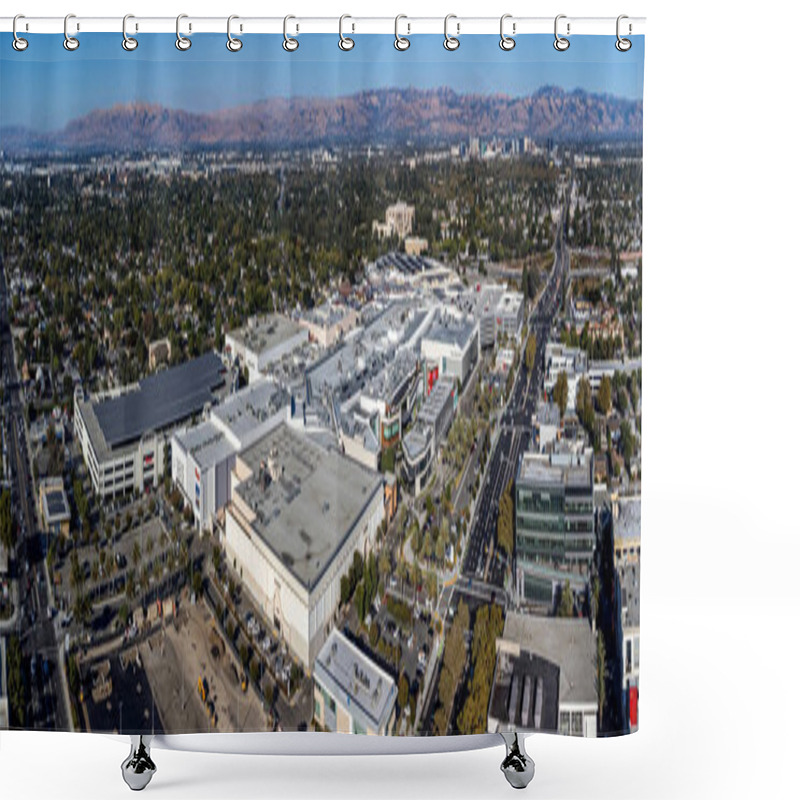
top-left (1, 264), bottom-right (70, 731)
top-left (460, 219), bottom-right (569, 593)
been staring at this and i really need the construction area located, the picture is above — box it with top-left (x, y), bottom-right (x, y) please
top-left (80, 595), bottom-right (269, 733)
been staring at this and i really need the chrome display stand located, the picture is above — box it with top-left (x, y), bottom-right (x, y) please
top-left (117, 731), bottom-right (534, 791)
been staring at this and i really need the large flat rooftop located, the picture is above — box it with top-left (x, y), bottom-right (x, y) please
top-left (306, 301), bottom-right (429, 401)
top-left (418, 377), bottom-right (455, 426)
top-left (84, 352), bottom-right (225, 452)
top-left (616, 496), bottom-right (641, 543)
top-left (502, 612), bottom-right (597, 708)
top-left (489, 648), bottom-right (560, 733)
top-left (173, 418), bottom-right (236, 472)
top-left (314, 629), bottom-right (397, 732)
top-left (236, 424), bottom-right (383, 591)
top-left (211, 379), bottom-right (288, 446)
top-left (422, 316), bottom-right (477, 352)
top-left (41, 479), bottom-right (70, 526)
top-left (517, 451), bottom-right (592, 490)
top-left (620, 562), bottom-right (640, 628)
top-left (226, 314), bottom-right (305, 357)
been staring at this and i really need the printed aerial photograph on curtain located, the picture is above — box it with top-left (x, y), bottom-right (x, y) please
top-left (0, 33), bottom-right (643, 738)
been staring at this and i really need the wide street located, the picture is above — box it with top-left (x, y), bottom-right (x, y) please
top-left (1, 263), bottom-right (71, 732)
top-left (460, 218), bottom-right (569, 593)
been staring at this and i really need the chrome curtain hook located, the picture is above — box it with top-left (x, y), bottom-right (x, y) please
top-left (554, 14), bottom-right (570, 51)
top-left (227, 15), bottom-right (243, 51)
top-left (176, 13), bottom-right (191, 51)
top-left (616, 14), bottom-right (632, 51)
top-left (283, 15), bottom-right (299, 51)
top-left (122, 14), bottom-right (138, 51)
top-left (499, 14), bottom-right (516, 51)
top-left (64, 13), bottom-right (79, 51)
top-left (12, 14), bottom-right (29, 51)
top-left (394, 14), bottom-right (410, 51)
top-left (339, 14), bottom-right (354, 51)
top-left (444, 14), bottom-right (460, 51)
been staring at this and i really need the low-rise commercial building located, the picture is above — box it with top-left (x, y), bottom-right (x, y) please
top-left (614, 495), bottom-right (640, 732)
top-left (171, 379), bottom-right (290, 532)
top-left (338, 406), bottom-right (381, 472)
top-left (420, 316), bottom-right (479, 388)
top-left (404, 236), bottom-right (428, 256)
top-left (544, 342), bottom-right (589, 412)
top-left (401, 377), bottom-right (456, 495)
top-left (74, 352), bottom-right (226, 500)
top-left (495, 291), bottom-right (525, 340)
top-left (488, 612), bottom-right (598, 738)
top-left (225, 314), bottom-right (309, 377)
top-left (38, 477), bottom-right (71, 537)
top-left (297, 302), bottom-right (359, 349)
top-left (147, 338), bottom-right (171, 371)
top-left (313, 629), bottom-right (397, 735)
top-left (223, 423), bottom-right (385, 669)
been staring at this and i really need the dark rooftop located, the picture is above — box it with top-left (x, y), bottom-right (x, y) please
top-left (489, 649), bottom-right (560, 733)
top-left (93, 352), bottom-right (225, 448)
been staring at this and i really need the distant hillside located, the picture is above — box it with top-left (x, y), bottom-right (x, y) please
top-left (1, 86), bottom-right (642, 153)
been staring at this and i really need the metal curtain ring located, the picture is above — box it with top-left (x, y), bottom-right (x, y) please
top-left (616, 14), bottom-right (632, 51)
top-left (122, 14), bottom-right (138, 51)
top-left (394, 14), bottom-right (410, 51)
top-left (227, 15), bottom-right (243, 51)
top-left (444, 14), bottom-right (460, 51)
top-left (12, 14), bottom-right (29, 51)
top-left (176, 14), bottom-right (191, 51)
top-left (64, 13), bottom-right (79, 51)
top-left (554, 14), bottom-right (570, 51)
top-left (339, 14), bottom-right (354, 51)
top-left (283, 15), bottom-right (299, 51)
top-left (499, 14), bottom-right (515, 51)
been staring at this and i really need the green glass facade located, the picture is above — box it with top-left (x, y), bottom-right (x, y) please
top-left (515, 460), bottom-right (595, 603)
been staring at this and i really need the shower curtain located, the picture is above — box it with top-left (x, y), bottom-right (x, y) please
top-left (0, 26), bottom-right (644, 739)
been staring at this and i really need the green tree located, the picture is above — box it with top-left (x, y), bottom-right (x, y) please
top-left (598, 375), bottom-right (612, 415)
top-left (553, 370), bottom-right (569, 420)
top-left (340, 573), bottom-right (351, 607)
top-left (496, 478), bottom-right (515, 557)
top-left (596, 632), bottom-right (609, 728)
top-left (456, 603), bottom-right (505, 734)
top-left (354, 583), bottom-right (366, 624)
top-left (620, 421), bottom-right (635, 468)
top-left (557, 580), bottom-right (575, 618)
top-left (524, 332), bottom-right (537, 372)
top-left (398, 672), bottom-right (409, 710)
top-left (0, 489), bottom-right (17, 552)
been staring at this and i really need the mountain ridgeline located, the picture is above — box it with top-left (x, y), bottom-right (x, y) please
top-left (1, 86), bottom-right (642, 154)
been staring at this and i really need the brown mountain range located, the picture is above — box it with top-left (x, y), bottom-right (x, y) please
top-left (1, 86), bottom-right (642, 153)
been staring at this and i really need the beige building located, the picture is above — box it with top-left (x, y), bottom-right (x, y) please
top-left (313, 629), bottom-right (397, 735)
top-left (297, 302), bottom-right (359, 349)
top-left (222, 424), bottom-right (384, 669)
top-left (404, 236), bottom-right (428, 256)
top-left (372, 201), bottom-right (415, 239)
top-left (148, 338), bottom-right (171, 371)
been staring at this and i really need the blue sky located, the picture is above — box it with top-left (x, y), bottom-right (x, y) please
top-left (0, 33), bottom-right (644, 131)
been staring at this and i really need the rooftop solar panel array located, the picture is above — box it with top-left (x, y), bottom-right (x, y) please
top-left (93, 352), bottom-right (226, 449)
top-left (375, 251), bottom-right (431, 275)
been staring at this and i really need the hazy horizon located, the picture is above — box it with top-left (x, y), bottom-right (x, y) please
top-left (1, 32), bottom-right (644, 132)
